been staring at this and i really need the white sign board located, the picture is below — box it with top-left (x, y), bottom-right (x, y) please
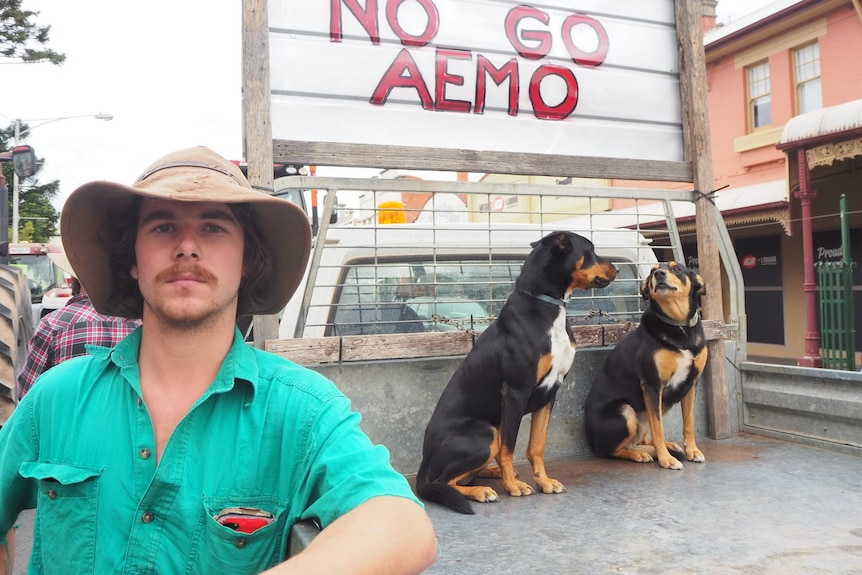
top-left (269, 0), bottom-right (683, 166)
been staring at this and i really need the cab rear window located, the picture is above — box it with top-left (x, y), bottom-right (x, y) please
top-left (325, 257), bottom-right (644, 336)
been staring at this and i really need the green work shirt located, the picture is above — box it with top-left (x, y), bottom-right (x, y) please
top-left (0, 328), bottom-right (421, 574)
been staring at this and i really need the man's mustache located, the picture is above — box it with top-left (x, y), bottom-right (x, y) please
top-left (155, 263), bottom-right (217, 284)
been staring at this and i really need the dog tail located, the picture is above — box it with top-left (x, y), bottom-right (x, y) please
top-left (416, 480), bottom-right (475, 515)
top-left (667, 444), bottom-right (686, 461)
top-left (416, 462), bottom-right (475, 515)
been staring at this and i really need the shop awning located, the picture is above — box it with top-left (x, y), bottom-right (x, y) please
top-left (561, 180), bottom-right (790, 235)
top-left (779, 98), bottom-right (862, 146)
top-left (778, 99), bottom-right (862, 171)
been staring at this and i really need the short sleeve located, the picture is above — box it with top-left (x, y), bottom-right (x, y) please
top-left (296, 394), bottom-right (422, 528)
top-left (0, 397), bottom-right (39, 532)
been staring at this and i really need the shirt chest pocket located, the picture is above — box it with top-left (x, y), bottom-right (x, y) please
top-left (19, 461), bottom-right (103, 570)
top-left (195, 496), bottom-right (289, 573)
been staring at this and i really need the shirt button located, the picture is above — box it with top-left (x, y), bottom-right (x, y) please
top-left (140, 448), bottom-right (151, 459)
top-left (47, 490), bottom-right (57, 500)
top-left (137, 398), bottom-right (143, 407)
top-left (142, 511), bottom-right (155, 523)
top-left (235, 538), bottom-right (247, 549)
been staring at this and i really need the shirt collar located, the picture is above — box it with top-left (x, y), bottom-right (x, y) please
top-left (92, 326), bottom-right (259, 400)
top-left (67, 292), bottom-right (90, 306)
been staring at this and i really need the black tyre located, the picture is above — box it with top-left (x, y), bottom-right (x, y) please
top-left (0, 264), bottom-right (35, 424)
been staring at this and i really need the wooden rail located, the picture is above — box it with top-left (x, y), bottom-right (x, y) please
top-left (266, 319), bottom-right (732, 366)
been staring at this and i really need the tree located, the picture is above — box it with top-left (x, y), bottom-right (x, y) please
top-left (0, 0), bottom-right (65, 65)
top-left (1, 122), bottom-right (61, 243)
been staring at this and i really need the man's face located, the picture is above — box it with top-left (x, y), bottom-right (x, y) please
top-left (131, 199), bottom-right (245, 330)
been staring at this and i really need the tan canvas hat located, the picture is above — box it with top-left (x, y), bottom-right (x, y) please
top-left (61, 146), bottom-right (311, 317)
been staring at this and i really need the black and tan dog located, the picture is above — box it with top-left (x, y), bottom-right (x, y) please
top-left (416, 231), bottom-right (618, 514)
top-left (584, 262), bottom-right (707, 470)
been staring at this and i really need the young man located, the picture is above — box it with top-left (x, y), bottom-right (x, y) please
top-left (17, 251), bottom-right (141, 399)
top-left (0, 146), bottom-right (438, 574)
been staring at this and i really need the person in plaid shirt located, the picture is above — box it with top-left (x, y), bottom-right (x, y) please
top-left (16, 252), bottom-right (141, 400)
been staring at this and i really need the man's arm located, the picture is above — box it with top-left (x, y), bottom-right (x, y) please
top-left (0, 528), bottom-right (15, 575)
top-left (266, 496), bottom-right (437, 575)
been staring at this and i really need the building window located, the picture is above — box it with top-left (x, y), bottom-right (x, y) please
top-left (747, 61), bottom-right (772, 129)
top-left (795, 43), bottom-right (822, 114)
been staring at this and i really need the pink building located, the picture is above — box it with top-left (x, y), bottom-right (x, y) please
top-left (700, 0), bottom-right (862, 364)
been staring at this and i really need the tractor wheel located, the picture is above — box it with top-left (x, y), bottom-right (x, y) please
top-left (0, 264), bottom-right (35, 425)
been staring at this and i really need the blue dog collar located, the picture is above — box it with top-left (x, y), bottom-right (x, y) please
top-left (521, 291), bottom-right (566, 307)
top-left (657, 313), bottom-right (700, 328)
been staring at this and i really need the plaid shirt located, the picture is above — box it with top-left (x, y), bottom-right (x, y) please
top-left (17, 293), bottom-right (141, 400)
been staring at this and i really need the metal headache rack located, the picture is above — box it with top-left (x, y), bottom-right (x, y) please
top-left (275, 176), bottom-right (743, 346)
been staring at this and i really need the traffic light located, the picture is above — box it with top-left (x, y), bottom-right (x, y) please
top-left (12, 145), bottom-right (37, 178)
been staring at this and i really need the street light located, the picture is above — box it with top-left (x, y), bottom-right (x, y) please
top-left (11, 113), bottom-right (114, 243)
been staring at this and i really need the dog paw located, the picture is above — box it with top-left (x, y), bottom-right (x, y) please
top-left (618, 447), bottom-right (655, 463)
top-left (686, 448), bottom-right (705, 463)
top-left (659, 456), bottom-right (684, 470)
top-left (504, 480), bottom-right (535, 497)
top-left (633, 451), bottom-right (655, 463)
top-left (466, 486), bottom-right (500, 503)
top-left (536, 478), bottom-right (565, 494)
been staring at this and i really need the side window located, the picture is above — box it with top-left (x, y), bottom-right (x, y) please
top-left (794, 42), bottom-right (822, 115)
top-left (329, 263), bottom-right (425, 336)
top-left (747, 61), bottom-right (772, 130)
top-left (329, 259), bottom-right (515, 335)
top-left (327, 257), bottom-right (644, 335)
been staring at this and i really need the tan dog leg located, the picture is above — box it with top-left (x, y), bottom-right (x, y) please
top-left (644, 392), bottom-right (683, 470)
top-left (527, 404), bottom-right (565, 494)
top-left (680, 384), bottom-right (705, 463)
top-left (613, 405), bottom-right (657, 462)
top-left (498, 445), bottom-right (534, 497)
top-left (449, 433), bottom-right (502, 503)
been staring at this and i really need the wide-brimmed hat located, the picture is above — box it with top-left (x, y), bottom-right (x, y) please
top-left (61, 146), bottom-right (311, 317)
top-left (47, 251), bottom-right (76, 278)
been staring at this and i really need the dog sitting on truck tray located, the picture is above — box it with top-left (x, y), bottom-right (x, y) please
top-left (416, 231), bottom-right (619, 514)
top-left (584, 262), bottom-right (707, 470)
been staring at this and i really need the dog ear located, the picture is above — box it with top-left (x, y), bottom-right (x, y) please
top-left (692, 273), bottom-right (706, 296)
top-left (538, 231), bottom-right (573, 256)
top-left (641, 265), bottom-right (660, 300)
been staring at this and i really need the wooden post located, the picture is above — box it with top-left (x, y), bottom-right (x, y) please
top-left (676, 0), bottom-right (731, 439)
top-left (242, 0), bottom-right (279, 347)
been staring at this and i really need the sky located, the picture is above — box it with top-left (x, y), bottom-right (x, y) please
top-left (2, 0), bottom-right (779, 216)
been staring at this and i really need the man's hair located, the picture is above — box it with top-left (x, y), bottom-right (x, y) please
top-left (99, 197), bottom-right (274, 318)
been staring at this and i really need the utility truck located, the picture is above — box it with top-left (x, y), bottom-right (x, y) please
top-left (7, 242), bottom-right (71, 318)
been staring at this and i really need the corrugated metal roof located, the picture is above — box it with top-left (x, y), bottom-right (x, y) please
top-left (779, 98), bottom-right (862, 145)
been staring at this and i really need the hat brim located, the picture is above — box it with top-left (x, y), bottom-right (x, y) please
top-left (61, 150), bottom-right (311, 318)
top-left (47, 252), bottom-right (75, 279)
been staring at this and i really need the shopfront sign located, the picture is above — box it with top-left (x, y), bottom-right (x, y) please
top-left (269, 0), bottom-right (683, 164)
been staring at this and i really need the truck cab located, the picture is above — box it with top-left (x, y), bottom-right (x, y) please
top-left (7, 243), bottom-right (71, 317)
